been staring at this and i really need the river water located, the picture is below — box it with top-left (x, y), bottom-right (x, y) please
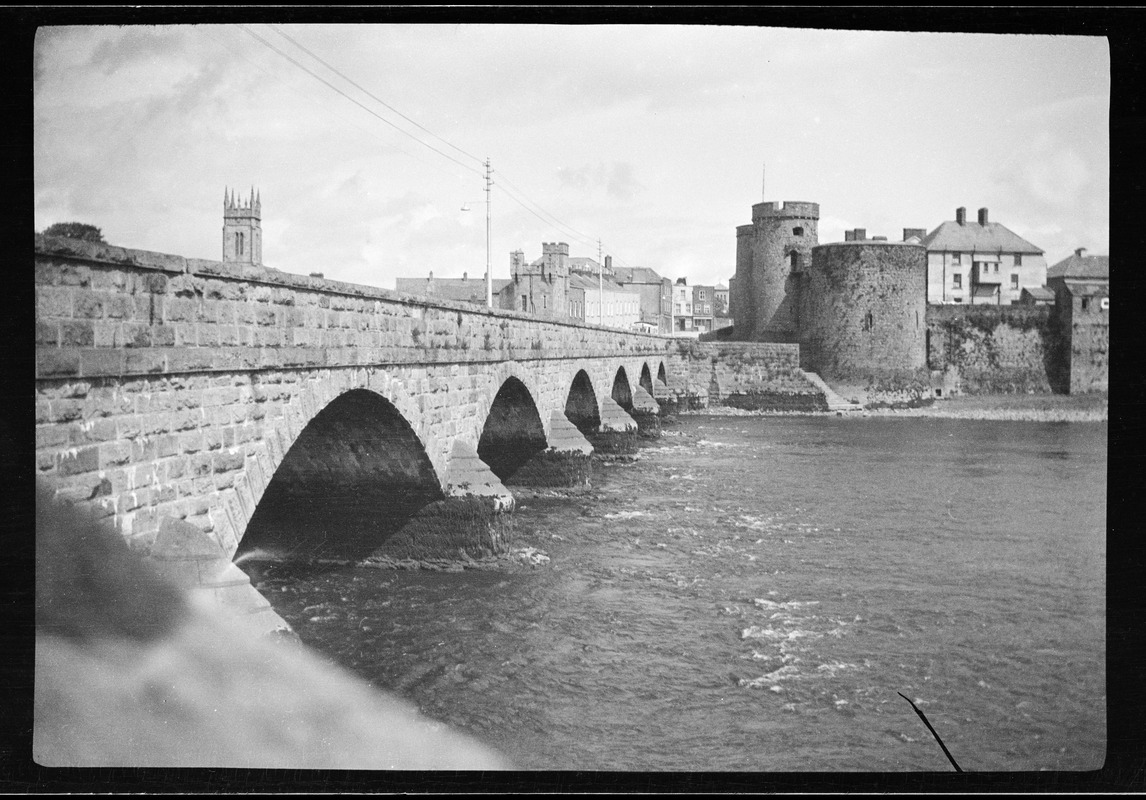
top-left (248, 414), bottom-right (1106, 772)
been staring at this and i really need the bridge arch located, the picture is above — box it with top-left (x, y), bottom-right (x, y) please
top-left (612, 366), bottom-right (633, 411)
top-left (477, 376), bottom-right (548, 482)
top-left (237, 388), bottom-right (444, 561)
top-left (639, 363), bottom-right (654, 396)
top-left (657, 361), bottom-right (668, 387)
top-left (565, 369), bottom-right (601, 436)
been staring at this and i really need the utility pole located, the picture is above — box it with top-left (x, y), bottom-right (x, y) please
top-left (597, 238), bottom-right (604, 326)
top-left (485, 157), bottom-right (493, 308)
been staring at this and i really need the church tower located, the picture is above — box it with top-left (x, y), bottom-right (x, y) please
top-left (223, 187), bottom-right (262, 265)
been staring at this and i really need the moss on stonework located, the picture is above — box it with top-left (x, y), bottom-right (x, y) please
top-left (368, 496), bottom-right (513, 562)
top-left (507, 450), bottom-right (591, 489)
top-left (630, 411), bottom-right (662, 438)
top-left (589, 430), bottom-right (639, 455)
top-left (722, 392), bottom-right (827, 412)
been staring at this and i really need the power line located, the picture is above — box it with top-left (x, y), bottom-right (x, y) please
top-left (267, 24), bottom-right (485, 168)
top-left (236, 24), bottom-right (481, 178)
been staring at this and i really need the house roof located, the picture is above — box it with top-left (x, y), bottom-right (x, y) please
top-left (395, 277), bottom-right (512, 304)
top-left (1047, 251), bottom-right (1109, 281)
top-left (923, 220), bottom-right (1044, 255)
top-left (1021, 286), bottom-right (1055, 301)
top-left (612, 266), bottom-right (664, 285)
top-left (1064, 281), bottom-right (1109, 298)
top-left (567, 272), bottom-right (635, 294)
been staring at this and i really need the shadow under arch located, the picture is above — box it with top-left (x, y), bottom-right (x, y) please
top-left (237, 389), bottom-right (443, 561)
top-left (565, 369), bottom-right (601, 436)
top-left (657, 362), bottom-right (668, 386)
top-left (639, 363), bottom-right (654, 396)
top-left (612, 366), bottom-right (633, 411)
top-left (478, 377), bottom-right (548, 481)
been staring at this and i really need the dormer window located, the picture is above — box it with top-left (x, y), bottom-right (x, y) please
top-left (1015, 253), bottom-right (1023, 266)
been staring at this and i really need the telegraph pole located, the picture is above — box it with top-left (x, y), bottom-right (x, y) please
top-left (597, 238), bottom-right (604, 325)
top-left (485, 157), bottom-right (493, 308)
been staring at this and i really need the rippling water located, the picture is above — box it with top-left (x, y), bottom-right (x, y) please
top-left (250, 415), bottom-right (1106, 772)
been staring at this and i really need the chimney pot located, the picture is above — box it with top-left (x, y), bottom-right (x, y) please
top-left (978, 207), bottom-right (989, 226)
top-left (956, 207), bottom-right (967, 226)
top-left (1075, 247), bottom-right (1087, 257)
top-left (463, 271), bottom-right (468, 280)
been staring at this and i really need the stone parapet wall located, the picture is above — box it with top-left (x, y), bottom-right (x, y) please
top-left (35, 235), bottom-right (668, 382)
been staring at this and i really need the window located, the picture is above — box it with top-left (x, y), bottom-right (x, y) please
top-left (1015, 253), bottom-right (1023, 266)
top-left (953, 274), bottom-right (962, 289)
top-left (862, 311), bottom-right (874, 332)
top-left (1081, 298), bottom-right (1089, 311)
top-left (789, 251), bottom-right (798, 269)
top-left (793, 226), bottom-right (804, 236)
top-left (1010, 274), bottom-right (1019, 289)
top-left (237, 232), bottom-right (244, 256)
top-left (954, 297), bottom-right (963, 304)
top-left (952, 253), bottom-right (961, 265)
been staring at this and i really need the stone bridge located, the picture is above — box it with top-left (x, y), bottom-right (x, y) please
top-left (35, 236), bottom-right (677, 630)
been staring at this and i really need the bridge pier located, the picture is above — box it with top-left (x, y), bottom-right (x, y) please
top-left (370, 440), bottom-right (515, 562)
top-left (630, 386), bottom-right (662, 438)
top-left (590, 397), bottom-right (640, 455)
top-left (505, 410), bottom-right (593, 490)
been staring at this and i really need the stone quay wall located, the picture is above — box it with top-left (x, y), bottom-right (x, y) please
top-left (664, 341), bottom-right (827, 411)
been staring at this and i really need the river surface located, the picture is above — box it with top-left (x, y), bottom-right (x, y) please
top-left (248, 414), bottom-right (1106, 772)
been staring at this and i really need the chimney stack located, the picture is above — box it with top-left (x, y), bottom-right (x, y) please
top-left (956, 207), bottom-right (967, 226)
top-left (845, 230), bottom-right (855, 242)
top-left (854, 228), bottom-right (866, 241)
top-left (903, 228), bottom-right (927, 242)
top-left (978, 208), bottom-right (989, 226)
top-left (1075, 247), bottom-right (1087, 257)
top-left (463, 271), bottom-right (468, 281)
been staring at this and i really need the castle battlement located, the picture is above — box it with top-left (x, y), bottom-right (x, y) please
top-left (751, 201), bottom-right (820, 221)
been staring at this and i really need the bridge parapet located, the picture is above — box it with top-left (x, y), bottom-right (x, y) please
top-left (35, 235), bottom-right (668, 383)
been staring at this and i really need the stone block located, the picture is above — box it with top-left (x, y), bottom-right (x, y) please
top-left (37, 350), bottom-right (81, 378)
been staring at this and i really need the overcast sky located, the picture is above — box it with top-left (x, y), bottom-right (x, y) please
top-left (34, 24), bottom-right (1109, 291)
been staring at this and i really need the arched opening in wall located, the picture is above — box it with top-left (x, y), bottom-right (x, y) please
top-left (612, 367), bottom-right (633, 412)
top-left (477, 377), bottom-right (547, 482)
top-left (565, 370), bottom-right (600, 436)
top-left (639, 363), bottom-right (654, 396)
top-left (657, 362), bottom-right (668, 386)
top-left (236, 389), bottom-right (443, 562)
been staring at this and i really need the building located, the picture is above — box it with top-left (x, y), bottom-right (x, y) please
top-left (497, 243), bottom-right (571, 318)
top-left (612, 264), bottom-right (673, 333)
top-left (566, 271), bottom-right (641, 330)
top-left (223, 187), bottom-right (262, 265)
top-left (1046, 247), bottom-right (1109, 295)
top-left (395, 272), bottom-right (511, 306)
top-left (691, 284), bottom-right (715, 334)
top-left (922, 207), bottom-right (1046, 305)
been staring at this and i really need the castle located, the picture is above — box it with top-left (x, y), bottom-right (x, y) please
top-left (732, 199), bottom-right (927, 384)
top-left (731, 188), bottom-right (1107, 395)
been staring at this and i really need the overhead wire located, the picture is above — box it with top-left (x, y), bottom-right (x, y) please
top-left (236, 24), bottom-right (482, 179)
top-left (266, 24), bottom-right (485, 169)
top-left (241, 23), bottom-right (644, 270)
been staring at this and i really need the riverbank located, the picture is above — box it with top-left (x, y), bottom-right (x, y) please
top-left (683, 392), bottom-right (1108, 422)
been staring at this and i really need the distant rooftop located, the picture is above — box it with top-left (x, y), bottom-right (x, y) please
top-left (1048, 249), bottom-right (1109, 281)
top-left (923, 207), bottom-right (1043, 255)
top-left (395, 275), bottom-right (511, 304)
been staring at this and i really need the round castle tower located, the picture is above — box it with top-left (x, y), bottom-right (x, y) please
top-left (733, 200), bottom-right (819, 341)
top-left (797, 236), bottom-right (926, 382)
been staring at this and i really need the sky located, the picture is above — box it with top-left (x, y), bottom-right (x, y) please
top-left (34, 23), bottom-right (1110, 291)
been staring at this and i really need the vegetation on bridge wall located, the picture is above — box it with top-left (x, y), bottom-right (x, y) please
top-left (925, 305), bottom-right (1060, 394)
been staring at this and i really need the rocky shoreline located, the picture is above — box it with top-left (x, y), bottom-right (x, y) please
top-left (680, 394), bottom-right (1108, 423)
